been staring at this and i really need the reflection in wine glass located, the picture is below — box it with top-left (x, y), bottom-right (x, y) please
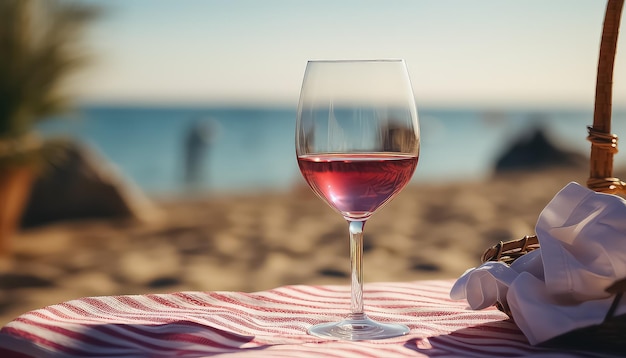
top-left (296, 59), bottom-right (420, 340)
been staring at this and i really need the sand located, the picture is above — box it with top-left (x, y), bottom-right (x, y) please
top-left (0, 167), bottom-right (593, 326)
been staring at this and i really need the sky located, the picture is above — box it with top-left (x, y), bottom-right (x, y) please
top-left (73, 0), bottom-right (625, 109)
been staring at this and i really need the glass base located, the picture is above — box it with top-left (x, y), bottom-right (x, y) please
top-left (308, 313), bottom-right (409, 340)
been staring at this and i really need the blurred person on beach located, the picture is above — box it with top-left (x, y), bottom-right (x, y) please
top-left (184, 119), bottom-right (216, 188)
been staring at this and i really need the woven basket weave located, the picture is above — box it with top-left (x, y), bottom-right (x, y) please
top-left (481, 0), bottom-right (626, 353)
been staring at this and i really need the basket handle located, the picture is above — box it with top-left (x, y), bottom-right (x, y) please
top-left (588, 0), bottom-right (626, 194)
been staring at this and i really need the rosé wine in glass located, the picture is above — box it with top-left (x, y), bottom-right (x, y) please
top-left (297, 153), bottom-right (418, 220)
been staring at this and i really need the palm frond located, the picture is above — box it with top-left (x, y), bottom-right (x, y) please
top-left (0, 0), bottom-right (99, 139)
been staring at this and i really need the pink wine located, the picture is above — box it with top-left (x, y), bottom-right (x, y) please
top-left (297, 153), bottom-right (418, 220)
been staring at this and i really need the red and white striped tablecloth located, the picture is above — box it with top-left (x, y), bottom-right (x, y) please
top-left (0, 280), bottom-right (602, 357)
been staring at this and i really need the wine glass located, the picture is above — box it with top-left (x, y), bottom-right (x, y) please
top-left (296, 59), bottom-right (420, 340)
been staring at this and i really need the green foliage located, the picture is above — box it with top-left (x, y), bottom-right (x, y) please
top-left (0, 0), bottom-right (98, 168)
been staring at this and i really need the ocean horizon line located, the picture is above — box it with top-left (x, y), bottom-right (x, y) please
top-left (69, 100), bottom-right (622, 114)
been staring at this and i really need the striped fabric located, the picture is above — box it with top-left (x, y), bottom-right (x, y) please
top-left (0, 280), bottom-right (596, 357)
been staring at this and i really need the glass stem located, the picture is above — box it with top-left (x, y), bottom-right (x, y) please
top-left (348, 220), bottom-right (366, 316)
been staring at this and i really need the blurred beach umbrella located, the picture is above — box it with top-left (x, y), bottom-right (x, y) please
top-left (0, 0), bottom-right (99, 256)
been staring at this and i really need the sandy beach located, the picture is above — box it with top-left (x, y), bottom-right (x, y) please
top-left (0, 167), bottom-right (593, 326)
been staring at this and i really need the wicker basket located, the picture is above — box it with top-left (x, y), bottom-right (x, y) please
top-left (481, 0), bottom-right (626, 353)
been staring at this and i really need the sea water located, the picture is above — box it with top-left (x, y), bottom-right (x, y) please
top-left (37, 105), bottom-right (626, 196)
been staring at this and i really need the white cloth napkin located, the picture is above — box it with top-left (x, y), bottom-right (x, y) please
top-left (450, 182), bottom-right (626, 345)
